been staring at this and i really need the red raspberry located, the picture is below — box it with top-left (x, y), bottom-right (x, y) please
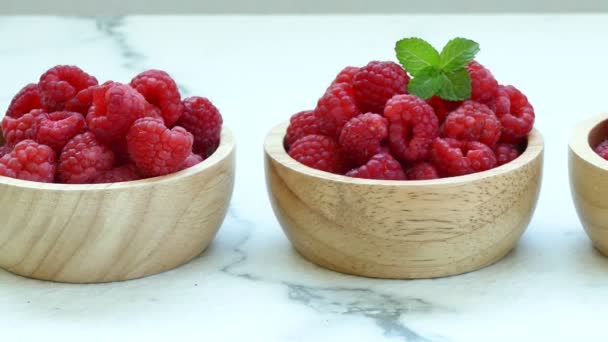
top-left (182, 153), bottom-right (204, 169)
top-left (127, 117), bottom-right (193, 177)
top-left (38, 65), bottom-right (98, 111)
top-left (0, 140), bottom-right (56, 182)
top-left (467, 61), bottom-right (498, 103)
top-left (93, 164), bottom-right (141, 183)
top-left (284, 110), bottom-right (321, 150)
top-left (315, 83), bottom-right (359, 137)
top-left (130, 70), bottom-right (183, 126)
top-left (339, 113), bottom-right (388, 165)
top-left (175, 96), bottom-right (223, 157)
top-left (64, 86), bottom-right (96, 115)
top-left (426, 96), bottom-right (461, 124)
top-left (431, 138), bottom-right (497, 177)
top-left (346, 152), bottom-right (405, 180)
top-left (441, 100), bottom-right (502, 147)
top-left (494, 143), bottom-right (521, 166)
top-left (484, 85), bottom-right (510, 114)
top-left (0, 145), bottom-right (12, 158)
top-left (36, 111), bottom-right (86, 153)
top-left (87, 82), bottom-right (153, 144)
top-left (596, 140), bottom-right (608, 160)
top-left (58, 132), bottom-right (115, 184)
top-left (330, 66), bottom-right (360, 86)
top-left (495, 85), bottom-right (535, 143)
top-left (6, 83), bottom-right (45, 118)
top-left (353, 61), bottom-right (409, 113)
top-left (1, 109), bottom-right (48, 146)
top-left (406, 162), bottom-right (439, 180)
top-left (384, 94), bottom-right (438, 162)
top-left (288, 134), bottom-right (347, 174)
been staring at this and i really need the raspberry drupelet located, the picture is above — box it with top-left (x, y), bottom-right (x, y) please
top-left (384, 94), bottom-right (439, 162)
top-left (288, 134), bottom-right (347, 174)
top-left (353, 61), bottom-right (409, 114)
top-left (339, 113), bottom-right (388, 166)
top-left (431, 138), bottom-right (497, 176)
top-left (441, 100), bottom-right (502, 147)
top-left (346, 152), bottom-right (406, 180)
top-left (314, 82), bottom-right (359, 138)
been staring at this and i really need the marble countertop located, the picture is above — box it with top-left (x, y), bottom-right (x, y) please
top-left (1, 15), bottom-right (606, 341)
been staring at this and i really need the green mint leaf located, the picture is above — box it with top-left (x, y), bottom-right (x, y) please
top-left (395, 38), bottom-right (440, 76)
top-left (439, 38), bottom-right (480, 72)
top-left (407, 68), bottom-right (444, 100)
top-left (437, 68), bottom-right (471, 101)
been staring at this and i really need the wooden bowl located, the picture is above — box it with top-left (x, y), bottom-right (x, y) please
top-left (0, 128), bottom-right (235, 283)
top-left (569, 113), bottom-right (608, 255)
top-left (265, 122), bottom-right (544, 279)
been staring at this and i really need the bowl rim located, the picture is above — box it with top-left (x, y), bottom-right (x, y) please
top-left (570, 112), bottom-right (608, 170)
top-left (265, 121), bottom-right (544, 187)
top-left (0, 127), bottom-right (235, 191)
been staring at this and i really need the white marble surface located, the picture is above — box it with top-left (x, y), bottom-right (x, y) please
top-left (0, 15), bottom-right (606, 341)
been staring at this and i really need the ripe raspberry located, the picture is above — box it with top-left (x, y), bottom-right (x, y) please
top-left (494, 143), bottom-right (521, 166)
top-left (0, 145), bottom-right (12, 158)
top-left (484, 85), bottom-right (510, 114)
top-left (64, 86), bottom-right (96, 115)
top-left (0, 140), bottom-right (56, 183)
top-left (339, 113), bottom-right (388, 165)
top-left (127, 117), bottom-right (193, 177)
top-left (495, 85), bottom-right (535, 143)
top-left (384, 94), bottom-right (438, 162)
top-left (36, 111), bottom-right (86, 153)
top-left (182, 153), bottom-right (204, 169)
top-left (1, 109), bottom-right (48, 146)
top-left (596, 140), bottom-right (608, 160)
top-left (431, 138), bottom-right (497, 177)
top-left (175, 96), bottom-right (223, 157)
top-left (38, 65), bottom-right (98, 111)
top-left (467, 61), bottom-right (498, 103)
top-left (284, 110), bottom-right (321, 150)
top-left (426, 96), bottom-right (461, 124)
top-left (330, 66), bottom-right (360, 86)
top-left (93, 164), bottom-right (140, 183)
top-left (6, 83), bottom-right (45, 118)
top-left (58, 132), bottom-right (115, 184)
top-left (346, 152), bottom-right (405, 180)
top-left (87, 82), bottom-right (154, 144)
top-left (288, 134), bottom-right (347, 174)
top-left (406, 162), bottom-right (439, 180)
top-left (315, 82), bottom-right (359, 137)
top-left (353, 61), bottom-right (409, 113)
top-left (441, 100), bottom-right (502, 147)
top-left (130, 69), bottom-right (183, 126)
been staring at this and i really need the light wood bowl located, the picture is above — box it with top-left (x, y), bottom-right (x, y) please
top-left (569, 113), bottom-right (608, 255)
top-left (265, 122), bottom-right (544, 279)
top-left (0, 128), bottom-right (235, 283)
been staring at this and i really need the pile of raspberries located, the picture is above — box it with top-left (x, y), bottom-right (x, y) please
top-left (285, 61), bottom-right (535, 180)
top-left (0, 65), bottom-right (222, 183)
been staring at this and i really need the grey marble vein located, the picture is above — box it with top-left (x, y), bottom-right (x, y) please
top-left (220, 208), bottom-right (445, 342)
top-left (94, 16), bottom-right (191, 95)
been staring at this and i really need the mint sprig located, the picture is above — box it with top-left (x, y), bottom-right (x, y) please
top-left (395, 37), bottom-right (479, 101)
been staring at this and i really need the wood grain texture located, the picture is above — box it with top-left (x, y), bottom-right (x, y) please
top-left (569, 113), bottom-right (608, 255)
top-left (0, 128), bottom-right (235, 283)
top-left (265, 122), bottom-right (544, 279)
